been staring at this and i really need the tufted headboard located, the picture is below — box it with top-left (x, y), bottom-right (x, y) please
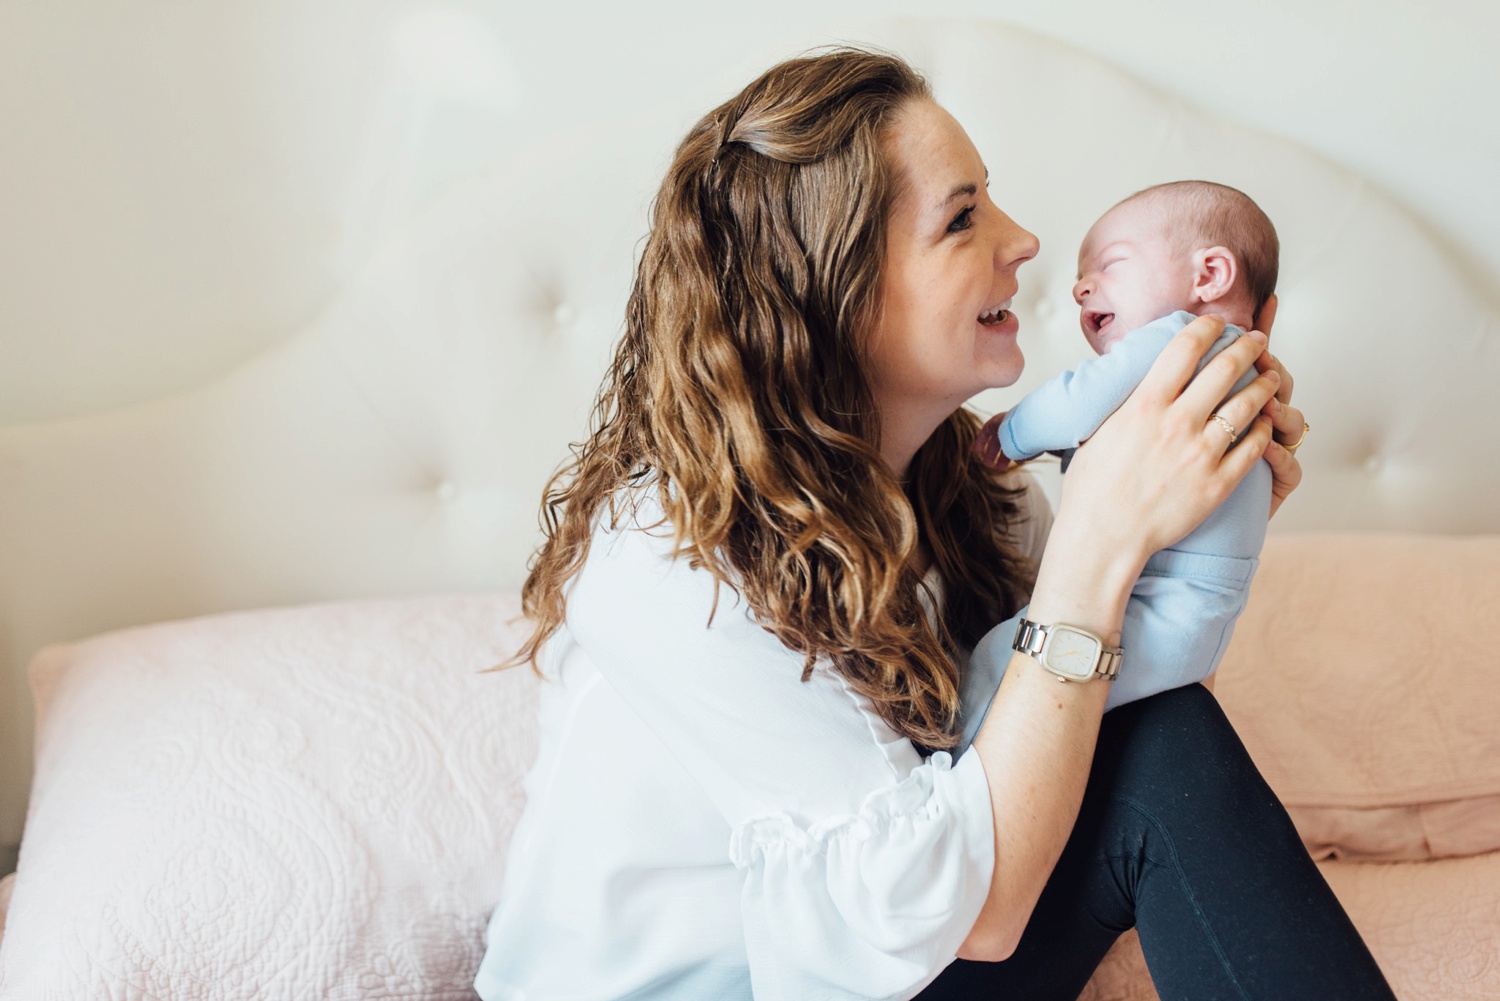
top-left (2, 18), bottom-right (1497, 859)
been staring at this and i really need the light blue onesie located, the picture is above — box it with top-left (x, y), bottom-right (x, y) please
top-left (957, 312), bottom-right (1270, 744)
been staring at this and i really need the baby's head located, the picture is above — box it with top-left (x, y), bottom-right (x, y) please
top-left (1073, 181), bottom-right (1278, 354)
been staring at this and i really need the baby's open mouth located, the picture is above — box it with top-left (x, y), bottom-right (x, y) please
top-left (1084, 310), bottom-right (1114, 335)
top-left (978, 306), bottom-right (1012, 325)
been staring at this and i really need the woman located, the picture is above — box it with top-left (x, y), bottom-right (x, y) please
top-left (474, 49), bottom-right (1394, 1000)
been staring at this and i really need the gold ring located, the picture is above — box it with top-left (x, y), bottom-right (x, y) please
top-left (1282, 420), bottom-right (1310, 453)
top-left (1210, 413), bottom-right (1238, 444)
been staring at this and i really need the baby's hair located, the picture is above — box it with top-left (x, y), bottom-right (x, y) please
top-left (1120, 180), bottom-right (1279, 317)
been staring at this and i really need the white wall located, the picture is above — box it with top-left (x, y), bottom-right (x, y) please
top-left (1, 0), bottom-right (1496, 426)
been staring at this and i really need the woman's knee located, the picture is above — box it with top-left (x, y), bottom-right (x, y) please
top-left (1096, 684), bottom-right (1289, 824)
top-left (1104, 685), bottom-right (1236, 765)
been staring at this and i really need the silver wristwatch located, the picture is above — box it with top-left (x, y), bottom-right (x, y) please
top-left (1012, 618), bottom-right (1123, 683)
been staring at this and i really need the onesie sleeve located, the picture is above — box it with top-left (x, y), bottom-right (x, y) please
top-left (996, 312), bottom-right (1188, 461)
top-left (564, 494), bottom-right (997, 1000)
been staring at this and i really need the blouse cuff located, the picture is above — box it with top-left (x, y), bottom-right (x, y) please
top-left (728, 750), bottom-right (996, 1000)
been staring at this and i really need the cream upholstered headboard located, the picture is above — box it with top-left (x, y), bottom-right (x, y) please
top-left (2, 18), bottom-right (1497, 859)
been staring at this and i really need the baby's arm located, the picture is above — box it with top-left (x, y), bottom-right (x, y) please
top-left (998, 314), bottom-right (1185, 461)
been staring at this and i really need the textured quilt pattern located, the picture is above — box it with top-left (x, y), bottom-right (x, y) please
top-left (0, 594), bottom-right (539, 1000)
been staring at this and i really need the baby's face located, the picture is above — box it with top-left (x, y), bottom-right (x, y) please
top-left (1073, 200), bottom-right (1196, 354)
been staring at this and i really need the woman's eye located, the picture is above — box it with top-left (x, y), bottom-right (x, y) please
top-left (947, 205), bottom-right (976, 233)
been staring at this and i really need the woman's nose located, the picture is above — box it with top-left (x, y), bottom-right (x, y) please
top-left (997, 217), bottom-right (1040, 271)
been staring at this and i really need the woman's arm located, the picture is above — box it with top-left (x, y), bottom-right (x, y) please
top-left (960, 315), bottom-right (1287, 959)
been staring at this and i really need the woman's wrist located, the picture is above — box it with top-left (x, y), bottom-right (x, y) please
top-left (1024, 508), bottom-right (1144, 645)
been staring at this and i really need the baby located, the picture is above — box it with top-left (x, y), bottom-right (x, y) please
top-left (961, 181), bottom-right (1279, 737)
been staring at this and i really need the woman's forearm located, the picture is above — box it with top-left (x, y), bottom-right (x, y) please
top-left (959, 512), bottom-right (1144, 960)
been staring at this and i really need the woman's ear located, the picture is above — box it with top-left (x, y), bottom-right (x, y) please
top-left (1190, 246), bottom-right (1237, 305)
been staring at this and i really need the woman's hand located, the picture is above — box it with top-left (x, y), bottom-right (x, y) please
top-left (1249, 293), bottom-right (1305, 518)
top-left (1055, 314), bottom-right (1281, 572)
top-left (1256, 357), bottom-right (1304, 518)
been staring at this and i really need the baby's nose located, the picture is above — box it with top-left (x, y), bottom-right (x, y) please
top-left (1072, 277), bottom-right (1090, 304)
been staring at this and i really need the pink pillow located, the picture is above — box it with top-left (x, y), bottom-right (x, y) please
top-left (1215, 533), bottom-right (1500, 860)
top-left (0, 594), bottom-right (539, 999)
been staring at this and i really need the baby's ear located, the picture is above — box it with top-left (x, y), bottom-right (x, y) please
top-left (1191, 246), bottom-right (1238, 305)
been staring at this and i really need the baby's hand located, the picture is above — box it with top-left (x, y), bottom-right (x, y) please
top-left (973, 413), bottom-right (1012, 471)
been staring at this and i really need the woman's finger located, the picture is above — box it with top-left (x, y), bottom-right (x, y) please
top-left (1253, 347), bottom-right (1295, 405)
top-left (1178, 330), bottom-right (1274, 422)
top-left (1261, 427), bottom-right (1304, 519)
top-left (1202, 368), bottom-right (1281, 451)
top-left (1223, 413), bottom-right (1276, 487)
top-left (1134, 314), bottom-right (1229, 406)
top-left (1251, 293), bottom-right (1278, 337)
top-left (1264, 395), bottom-right (1307, 450)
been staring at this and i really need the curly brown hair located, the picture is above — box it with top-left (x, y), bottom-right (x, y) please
top-left (509, 48), bottom-right (1036, 749)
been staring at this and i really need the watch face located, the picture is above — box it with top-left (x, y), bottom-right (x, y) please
top-left (1044, 627), bottom-right (1101, 681)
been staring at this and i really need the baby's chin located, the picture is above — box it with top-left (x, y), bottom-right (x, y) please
top-left (1083, 315), bottom-right (1132, 355)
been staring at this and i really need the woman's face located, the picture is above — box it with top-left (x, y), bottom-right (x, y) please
top-left (865, 101), bottom-right (1040, 426)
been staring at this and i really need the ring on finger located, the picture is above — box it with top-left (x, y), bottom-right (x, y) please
top-left (1210, 412), bottom-right (1238, 444)
top-left (1282, 420), bottom-right (1310, 453)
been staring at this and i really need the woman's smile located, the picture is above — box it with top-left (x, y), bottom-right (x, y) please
top-left (978, 302), bottom-right (1019, 335)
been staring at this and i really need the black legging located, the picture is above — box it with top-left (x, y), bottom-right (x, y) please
top-left (919, 685), bottom-right (1397, 1001)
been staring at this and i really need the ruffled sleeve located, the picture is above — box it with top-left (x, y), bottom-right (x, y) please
top-left (729, 750), bottom-right (995, 1000)
top-left (564, 492), bottom-right (998, 999)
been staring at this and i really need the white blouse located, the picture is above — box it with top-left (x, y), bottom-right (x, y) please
top-left (475, 472), bottom-right (1053, 1001)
